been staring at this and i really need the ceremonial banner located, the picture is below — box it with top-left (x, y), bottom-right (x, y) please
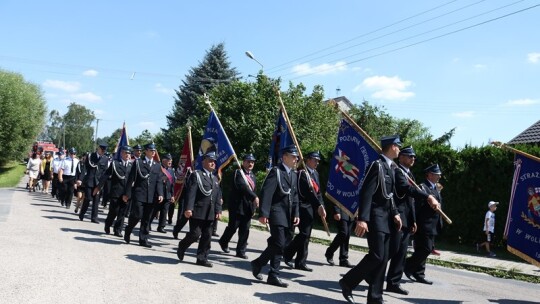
top-left (113, 123), bottom-right (129, 161)
top-left (266, 108), bottom-right (294, 169)
top-left (195, 110), bottom-right (236, 176)
top-left (504, 153), bottom-right (540, 266)
top-left (325, 117), bottom-right (379, 218)
top-left (173, 130), bottom-right (193, 202)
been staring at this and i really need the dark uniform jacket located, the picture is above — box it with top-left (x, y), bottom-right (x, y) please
top-left (82, 152), bottom-right (109, 188)
top-left (98, 159), bottom-right (132, 199)
top-left (358, 155), bottom-right (399, 234)
top-left (394, 164), bottom-right (429, 229)
top-left (415, 180), bottom-right (443, 236)
top-left (184, 170), bottom-right (222, 221)
top-left (259, 163), bottom-right (300, 227)
top-left (75, 159), bottom-right (86, 182)
top-left (124, 158), bottom-right (164, 203)
top-left (229, 168), bottom-right (258, 217)
top-left (161, 166), bottom-right (175, 201)
top-left (297, 168), bottom-right (324, 209)
top-left (334, 205), bottom-right (353, 221)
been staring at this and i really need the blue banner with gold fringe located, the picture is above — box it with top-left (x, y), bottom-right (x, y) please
top-left (504, 153), bottom-right (540, 267)
top-left (325, 117), bottom-right (379, 218)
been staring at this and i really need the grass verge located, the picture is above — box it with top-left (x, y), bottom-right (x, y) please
top-left (0, 162), bottom-right (25, 188)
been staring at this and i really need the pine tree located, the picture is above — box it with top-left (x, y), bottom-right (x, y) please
top-left (164, 43), bottom-right (239, 152)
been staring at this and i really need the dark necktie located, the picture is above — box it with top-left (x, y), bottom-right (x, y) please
top-left (71, 158), bottom-right (74, 174)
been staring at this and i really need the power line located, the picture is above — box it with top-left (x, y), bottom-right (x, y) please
top-left (266, 0), bottom-right (459, 73)
top-left (286, 3), bottom-right (539, 80)
top-left (268, 0), bottom-right (492, 75)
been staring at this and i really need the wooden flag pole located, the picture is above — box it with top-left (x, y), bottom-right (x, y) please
top-left (330, 100), bottom-right (452, 225)
top-left (203, 94), bottom-right (269, 232)
top-left (273, 89), bottom-right (331, 236)
top-left (491, 141), bottom-right (540, 162)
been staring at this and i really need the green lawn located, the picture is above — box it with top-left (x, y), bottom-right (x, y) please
top-left (0, 162), bottom-right (26, 188)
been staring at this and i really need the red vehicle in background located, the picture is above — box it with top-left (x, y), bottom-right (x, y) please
top-left (31, 141), bottom-right (60, 157)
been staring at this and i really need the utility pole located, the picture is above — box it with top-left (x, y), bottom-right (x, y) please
top-left (94, 118), bottom-right (100, 150)
top-left (62, 124), bottom-right (65, 151)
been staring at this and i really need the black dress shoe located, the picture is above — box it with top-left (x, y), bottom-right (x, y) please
top-left (386, 284), bottom-right (409, 295)
top-left (79, 216), bottom-right (84, 221)
top-left (339, 279), bottom-right (355, 304)
top-left (172, 229), bottom-right (179, 240)
top-left (295, 264), bottom-right (313, 272)
top-left (139, 242), bottom-right (152, 248)
top-left (404, 271), bottom-right (413, 281)
top-left (235, 253), bottom-right (248, 259)
top-left (157, 228), bottom-right (167, 234)
top-left (219, 241), bottom-right (230, 253)
top-left (283, 259), bottom-right (294, 268)
top-left (212, 232), bottom-right (219, 237)
top-left (196, 260), bottom-right (213, 267)
top-left (91, 219), bottom-right (99, 224)
top-left (177, 249), bottom-right (184, 261)
top-left (250, 261), bottom-right (263, 280)
top-left (267, 276), bottom-right (288, 288)
top-left (104, 226), bottom-right (110, 234)
top-left (325, 254), bottom-right (335, 266)
top-left (124, 234), bottom-right (130, 244)
top-left (114, 231), bottom-right (123, 237)
top-left (414, 276), bottom-right (433, 285)
top-left (339, 260), bottom-right (354, 268)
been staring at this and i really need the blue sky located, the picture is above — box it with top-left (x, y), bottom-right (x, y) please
top-left (1, 1), bottom-right (538, 149)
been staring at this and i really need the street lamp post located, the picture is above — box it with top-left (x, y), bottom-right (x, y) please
top-left (245, 51), bottom-right (264, 71)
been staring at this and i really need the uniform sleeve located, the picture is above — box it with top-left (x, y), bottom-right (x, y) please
top-left (259, 168), bottom-right (278, 218)
top-left (184, 172), bottom-right (199, 212)
top-left (215, 185), bottom-right (223, 214)
top-left (97, 162), bottom-right (114, 189)
top-left (298, 170), bottom-right (324, 208)
top-left (358, 161), bottom-right (379, 222)
top-left (124, 160), bottom-right (137, 199)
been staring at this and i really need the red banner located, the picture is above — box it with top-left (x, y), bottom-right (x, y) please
top-left (173, 131), bottom-right (193, 202)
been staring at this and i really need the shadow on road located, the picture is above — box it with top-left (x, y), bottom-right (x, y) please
top-left (74, 236), bottom-right (124, 245)
top-left (254, 291), bottom-right (341, 304)
top-left (43, 215), bottom-right (80, 222)
top-left (402, 299), bottom-right (464, 303)
top-left (181, 272), bottom-right (253, 286)
top-left (489, 300), bottom-right (540, 304)
top-left (61, 227), bottom-right (104, 236)
top-left (125, 254), bottom-right (179, 265)
top-left (294, 278), bottom-right (368, 293)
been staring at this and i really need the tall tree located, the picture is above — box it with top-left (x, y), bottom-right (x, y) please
top-left (62, 103), bottom-right (95, 153)
top-left (164, 43), bottom-right (240, 152)
top-left (0, 69), bottom-right (47, 165)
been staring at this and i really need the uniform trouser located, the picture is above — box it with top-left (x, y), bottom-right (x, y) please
top-left (219, 212), bottom-right (252, 255)
top-left (104, 197), bottom-right (128, 234)
top-left (152, 200), bottom-right (171, 229)
top-left (125, 201), bottom-right (154, 244)
top-left (405, 232), bottom-right (434, 279)
top-left (80, 187), bottom-right (100, 221)
top-left (61, 176), bottom-right (75, 208)
top-left (177, 218), bottom-right (213, 261)
top-left (386, 227), bottom-right (412, 286)
top-left (252, 225), bottom-right (294, 278)
top-left (167, 202), bottom-right (176, 224)
top-left (173, 206), bottom-right (189, 234)
top-left (342, 231), bottom-right (391, 303)
top-left (212, 219), bottom-right (218, 234)
top-left (284, 205), bottom-right (313, 266)
top-left (51, 173), bottom-right (59, 197)
top-left (326, 218), bottom-right (355, 262)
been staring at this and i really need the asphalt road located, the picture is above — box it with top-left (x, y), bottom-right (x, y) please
top-left (0, 184), bottom-right (538, 304)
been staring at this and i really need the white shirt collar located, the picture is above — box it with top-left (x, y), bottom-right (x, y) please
top-left (282, 163), bottom-right (292, 174)
top-left (381, 154), bottom-right (393, 167)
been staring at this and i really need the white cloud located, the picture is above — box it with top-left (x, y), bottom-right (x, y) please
top-left (473, 64), bottom-right (487, 69)
top-left (353, 75), bottom-right (415, 101)
top-left (452, 111), bottom-right (475, 118)
top-left (83, 69), bottom-right (98, 77)
top-left (504, 98), bottom-right (539, 106)
top-left (71, 92), bottom-right (102, 103)
top-left (527, 52), bottom-right (540, 64)
top-left (43, 80), bottom-right (80, 92)
top-left (154, 83), bottom-right (174, 95)
top-left (291, 61), bottom-right (347, 76)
